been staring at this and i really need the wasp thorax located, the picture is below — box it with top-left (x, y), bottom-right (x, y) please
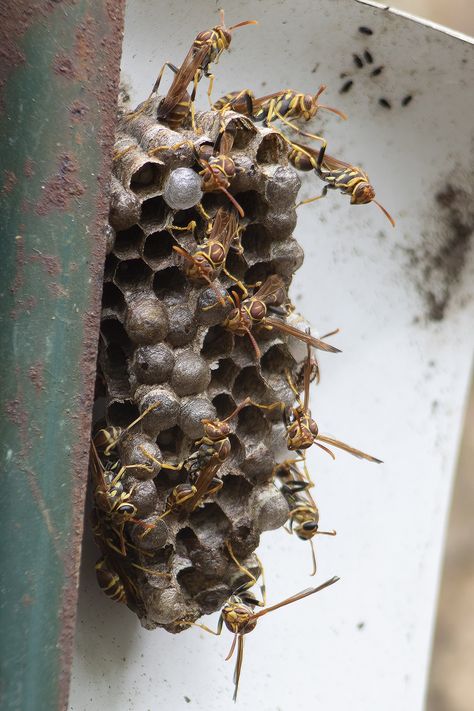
top-left (302, 94), bottom-right (317, 118)
top-left (171, 483), bottom-right (196, 506)
top-left (211, 155), bottom-right (236, 178)
top-left (247, 299), bottom-right (267, 322)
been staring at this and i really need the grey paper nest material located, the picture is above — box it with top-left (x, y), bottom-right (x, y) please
top-left (97, 96), bottom-right (308, 631)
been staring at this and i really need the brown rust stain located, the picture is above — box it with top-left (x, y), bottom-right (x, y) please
top-left (74, 15), bottom-right (97, 83)
top-left (24, 158), bottom-right (35, 177)
top-left (56, 4), bottom-right (126, 709)
top-left (35, 153), bottom-right (86, 215)
top-left (11, 234), bottom-right (26, 295)
top-left (0, 4), bottom-right (57, 113)
top-left (69, 100), bottom-right (89, 122)
top-left (53, 52), bottom-right (76, 80)
top-left (28, 362), bottom-right (45, 392)
top-left (30, 249), bottom-right (62, 277)
top-left (3, 170), bottom-right (17, 193)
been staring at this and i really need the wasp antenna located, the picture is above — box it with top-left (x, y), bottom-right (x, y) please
top-left (225, 632), bottom-right (239, 661)
top-left (314, 85), bottom-right (327, 100)
top-left (219, 186), bottom-right (245, 218)
top-left (374, 199), bottom-right (395, 227)
top-left (246, 327), bottom-right (262, 359)
top-left (315, 440), bottom-right (336, 460)
top-left (318, 104), bottom-right (348, 120)
top-left (172, 245), bottom-right (194, 263)
top-left (228, 19), bottom-right (259, 31)
top-left (309, 538), bottom-right (317, 577)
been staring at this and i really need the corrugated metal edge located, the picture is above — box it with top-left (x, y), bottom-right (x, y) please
top-left (356, 0), bottom-right (474, 43)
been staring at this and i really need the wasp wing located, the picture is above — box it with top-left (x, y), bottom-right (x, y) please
top-left (251, 275), bottom-right (287, 307)
top-left (157, 44), bottom-right (208, 118)
top-left (207, 206), bottom-right (238, 253)
top-left (264, 317), bottom-right (341, 353)
top-left (249, 576), bottom-right (340, 620)
top-left (316, 434), bottom-right (382, 462)
top-left (232, 635), bottom-right (245, 702)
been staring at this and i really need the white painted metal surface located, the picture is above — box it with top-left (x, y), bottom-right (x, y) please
top-left (70, 1), bottom-right (474, 709)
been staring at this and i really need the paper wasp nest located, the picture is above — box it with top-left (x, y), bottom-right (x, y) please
top-left (99, 95), bottom-right (307, 631)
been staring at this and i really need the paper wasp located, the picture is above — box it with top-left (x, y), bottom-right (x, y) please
top-left (222, 274), bottom-right (341, 359)
top-left (179, 542), bottom-right (339, 700)
top-left (156, 11), bottom-right (257, 129)
top-left (181, 396), bottom-right (280, 512)
top-left (173, 206), bottom-right (244, 304)
top-left (288, 141), bottom-right (395, 226)
top-left (95, 556), bottom-right (127, 604)
top-left (149, 131), bottom-right (245, 217)
top-left (213, 84), bottom-right (346, 152)
top-left (275, 459), bottom-right (336, 575)
top-left (94, 403), bottom-right (183, 475)
top-left (286, 341), bottom-right (382, 462)
top-left (90, 441), bottom-right (160, 556)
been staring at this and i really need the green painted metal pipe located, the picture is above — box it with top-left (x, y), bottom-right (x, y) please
top-left (0, 3), bottom-right (125, 709)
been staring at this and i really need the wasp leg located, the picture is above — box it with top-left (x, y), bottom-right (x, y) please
top-left (296, 185), bottom-right (329, 208)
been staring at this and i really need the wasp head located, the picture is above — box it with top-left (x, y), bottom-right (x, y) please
top-left (188, 253), bottom-right (215, 282)
top-left (224, 305), bottom-right (251, 336)
top-left (223, 600), bottom-right (257, 634)
top-left (352, 181), bottom-right (375, 205)
top-left (302, 94), bottom-right (319, 120)
top-left (286, 410), bottom-right (318, 450)
top-left (295, 517), bottom-right (319, 541)
top-left (202, 419), bottom-right (231, 441)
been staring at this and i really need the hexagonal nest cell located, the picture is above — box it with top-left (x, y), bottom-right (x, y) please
top-left (93, 94), bottom-right (317, 632)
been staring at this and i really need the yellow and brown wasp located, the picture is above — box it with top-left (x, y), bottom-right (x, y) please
top-left (195, 131), bottom-right (245, 218)
top-left (150, 131), bottom-right (245, 217)
top-left (274, 459), bottom-right (336, 575)
top-left (95, 555), bottom-right (128, 604)
top-left (286, 340), bottom-right (383, 462)
top-left (126, 12), bottom-right (257, 127)
top-left (180, 542), bottom-right (339, 700)
top-left (222, 274), bottom-right (341, 359)
top-left (156, 11), bottom-right (257, 128)
top-left (288, 141), bottom-right (395, 226)
top-left (181, 396), bottom-right (279, 512)
top-left (173, 206), bottom-right (244, 304)
top-left (213, 84), bottom-right (346, 148)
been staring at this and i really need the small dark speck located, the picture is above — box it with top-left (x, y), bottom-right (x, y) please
top-left (312, 62), bottom-right (320, 74)
top-left (379, 98), bottom-right (391, 109)
top-left (184, 696), bottom-right (191, 703)
top-left (357, 621), bottom-right (365, 630)
top-left (353, 54), bottom-right (364, 68)
top-left (431, 400), bottom-right (439, 413)
top-left (428, 360), bottom-right (436, 368)
top-left (359, 26), bottom-right (373, 35)
top-left (402, 95), bottom-right (413, 107)
top-left (340, 72), bottom-right (348, 79)
top-left (340, 80), bottom-right (353, 94)
top-left (371, 66), bottom-right (384, 77)
top-left (364, 49), bottom-right (373, 64)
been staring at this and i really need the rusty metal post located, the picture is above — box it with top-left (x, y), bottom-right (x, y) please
top-left (0, 2), bottom-right (125, 709)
